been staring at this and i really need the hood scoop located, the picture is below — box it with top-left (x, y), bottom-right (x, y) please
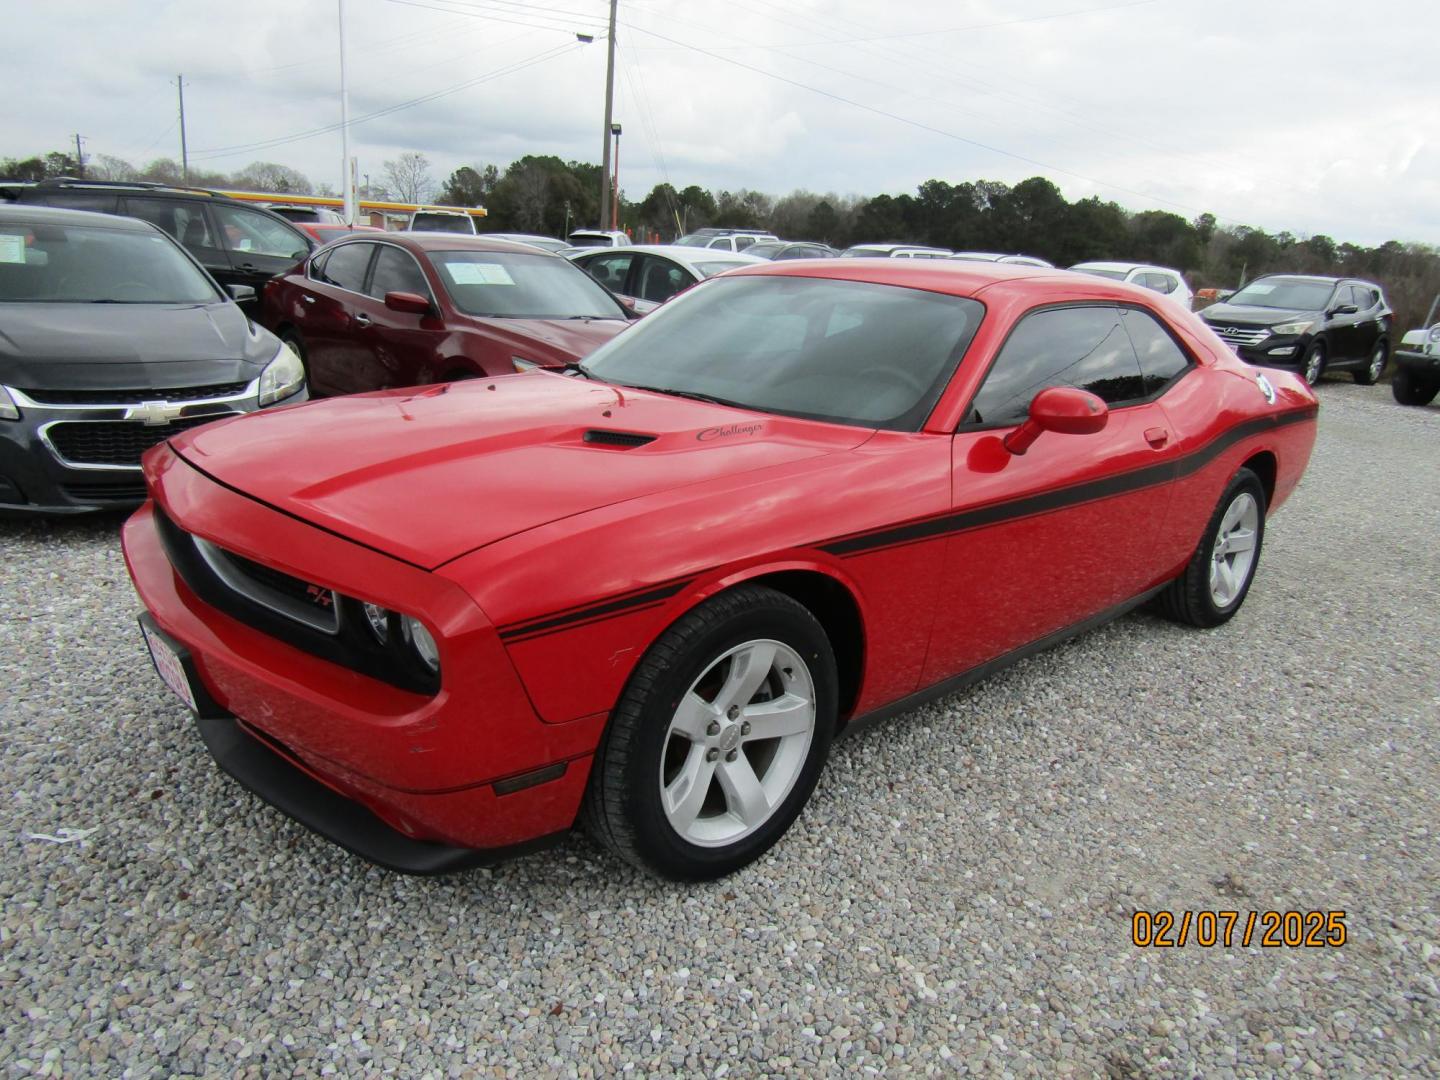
top-left (582, 429), bottom-right (657, 449)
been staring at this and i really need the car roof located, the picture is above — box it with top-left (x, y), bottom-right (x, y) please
top-left (1069, 260), bottom-right (1183, 276)
top-left (1248, 273), bottom-right (1344, 285)
top-left (329, 232), bottom-right (560, 256)
top-left (720, 257), bottom-right (1197, 311)
top-left (948, 251), bottom-right (1004, 261)
top-left (576, 243), bottom-right (765, 261)
top-left (0, 203), bottom-right (155, 231)
top-left (486, 232), bottom-right (562, 242)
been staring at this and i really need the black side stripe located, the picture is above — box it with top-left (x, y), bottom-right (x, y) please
top-left (496, 405), bottom-right (1316, 642)
top-left (498, 579), bottom-right (692, 642)
top-left (821, 406), bottom-right (1316, 558)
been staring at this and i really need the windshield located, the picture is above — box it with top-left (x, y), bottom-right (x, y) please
top-left (567, 234), bottom-right (614, 248)
top-left (1226, 278), bottom-right (1336, 310)
top-left (745, 242), bottom-right (785, 259)
top-left (581, 276), bottom-right (984, 431)
top-left (1068, 266), bottom-right (1128, 281)
top-left (431, 249), bottom-right (626, 319)
top-left (0, 221), bottom-right (221, 303)
top-left (673, 234), bottom-right (714, 248)
top-left (412, 213), bottom-right (473, 234)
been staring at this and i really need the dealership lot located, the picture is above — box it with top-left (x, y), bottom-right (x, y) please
top-left (1, 382), bottom-right (1436, 1076)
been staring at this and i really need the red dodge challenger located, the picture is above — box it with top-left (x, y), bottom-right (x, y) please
top-left (123, 260), bottom-right (1318, 880)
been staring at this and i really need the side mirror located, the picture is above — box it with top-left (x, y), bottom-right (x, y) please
top-left (227, 284), bottom-right (257, 303)
top-left (1329, 304), bottom-right (1359, 317)
top-left (384, 290), bottom-right (432, 315)
top-left (1003, 386), bottom-right (1109, 456)
top-left (616, 295), bottom-right (642, 319)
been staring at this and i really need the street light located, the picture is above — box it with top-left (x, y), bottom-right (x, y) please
top-left (610, 122), bottom-right (622, 234)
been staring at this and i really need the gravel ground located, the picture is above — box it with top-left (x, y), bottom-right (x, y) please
top-left (2, 381), bottom-right (1437, 1078)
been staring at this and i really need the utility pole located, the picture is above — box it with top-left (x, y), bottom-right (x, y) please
top-left (176, 75), bottom-right (189, 184)
top-left (338, 0), bottom-right (357, 224)
top-left (72, 134), bottom-right (86, 178)
top-left (599, 0), bottom-right (617, 230)
top-left (611, 122), bottom-right (622, 233)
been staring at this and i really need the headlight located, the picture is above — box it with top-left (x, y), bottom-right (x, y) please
top-left (258, 341), bottom-right (305, 406)
top-left (362, 602), bottom-right (390, 643)
top-left (0, 386), bottom-right (18, 422)
top-left (1428, 325), bottom-right (1440, 343)
top-left (1271, 320), bottom-right (1315, 336)
top-left (512, 357), bottom-right (541, 372)
top-left (401, 615), bottom-right (440, 672)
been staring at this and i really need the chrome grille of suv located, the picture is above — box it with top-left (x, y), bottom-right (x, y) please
top-left (1208, 324), bottom-right (1270, 347)
top-left (20, 382), bottom-right (251, 405)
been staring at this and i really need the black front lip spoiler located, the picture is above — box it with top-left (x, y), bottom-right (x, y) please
top-left (141, 614), bottom-right (564, 876)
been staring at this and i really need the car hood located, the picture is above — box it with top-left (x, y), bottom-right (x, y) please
top-left (168, 372), bottom-right (870, 568)
top-left (464, 316), bottom-right (630, 365)
top-left (1201, 302), bottom-right (1319, 328)
top-left (0, 301), bottom-right (275, 390)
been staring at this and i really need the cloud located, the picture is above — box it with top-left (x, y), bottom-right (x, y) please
top-left (5, 0), bottom-right (1437, 246)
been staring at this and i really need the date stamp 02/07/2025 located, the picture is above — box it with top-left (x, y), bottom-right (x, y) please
top-left (1131, 910), bottom-right (1347, 948)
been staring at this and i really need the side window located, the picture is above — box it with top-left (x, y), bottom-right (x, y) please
top-left (1155, 274), bottom-right (1179, 295)
top-left (367, 245), bottom-right (430, 300)
top-left (211, 204), bottom-right (308, 259)
top-left (967, 305), bottom-right (1145, 426)
top-left (123, 197), bottom-right (216, 248)
top-left (1120, 308), bottom-right (1192, 395)
top-left (34, 192), bottom-right (118, 214)
top-left (583, 252), bottom-right (634, 291)
top-left (707, 237), bottom-right (731, 250)
top-left (634, 256), bottom-right (689, 304)
top-left (315, 242), bottom-right (373, 292)
top-left (735, 235), bottom-right (756, 251)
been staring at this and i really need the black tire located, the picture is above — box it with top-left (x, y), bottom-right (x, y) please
top-left (1301, 341), bottom-right (1326, 386)
top-left (582, 585), bottom-right (838, 880)
top-left (1155, 467), bottom-right (1267, 629)
top-left (1354, 339), bottom-right (1388, 385)
top-left (1392, 367), bottom-right (1440, 407)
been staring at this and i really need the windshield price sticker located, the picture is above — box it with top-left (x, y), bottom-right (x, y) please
top-left (0, 235), bottom-right (25, 264)
top-left (445, 262), bottom-right (516, 287)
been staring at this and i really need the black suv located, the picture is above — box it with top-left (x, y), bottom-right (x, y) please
top-left (1200, 274), bottom-right (1391, 386)
top-left (0, 179), bottom-right (313, 308)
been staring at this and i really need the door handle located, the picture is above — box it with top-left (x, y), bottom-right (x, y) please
top-left (301, 294), bottom-right (316, 304)
top-left (352, 313), bottom-right (372, 327)
top-left (1144, 427), bottom-right (1169, 448)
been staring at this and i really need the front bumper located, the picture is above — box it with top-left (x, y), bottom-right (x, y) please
top-left (1394, 348), bottom-right (1440, 375)
top-left (122, 457), bottom-right (607, 870)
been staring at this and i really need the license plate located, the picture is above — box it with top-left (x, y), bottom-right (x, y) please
top-left (142, 622), bottom-right (198, 712)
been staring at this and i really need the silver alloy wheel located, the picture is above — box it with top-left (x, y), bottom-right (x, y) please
top-left (1209, 491), bottom-right (1260, 609)
top-left (1303, 348), bottom-right (1324, 385)
top-left (1368, 345), bottom-right (1385, 380)
top-left (659, 638), bottom-right (816, 847)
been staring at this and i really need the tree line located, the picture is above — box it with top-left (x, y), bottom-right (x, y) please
top-left (5, 146), bottom-right (1437, 333)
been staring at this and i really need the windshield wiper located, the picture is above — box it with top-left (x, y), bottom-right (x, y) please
top-left (619, 383), bottom-right (743, 408)
top-left (561, 360), bottom-right (594, 379)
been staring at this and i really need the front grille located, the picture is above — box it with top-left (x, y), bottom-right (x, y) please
top-left (1208, 324), bottom-right (1270, 347)
top-left (61, 479), bottom-right (148, 502)
top-left (46, 415), bottom-right (228, 467)
top-left (152, 509), bottom-right (438, 695)
top-left (193, 537), bottom-right (339, 634)
top-left (21, 382), bottom-right (251, 405)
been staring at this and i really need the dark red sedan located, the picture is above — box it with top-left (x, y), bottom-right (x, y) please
top-left (125, 260), bottom-right (1318, 881)
top-left (259, 233), bottom-right (631, 395)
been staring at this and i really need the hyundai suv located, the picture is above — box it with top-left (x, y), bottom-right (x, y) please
top-left (1200, 274), bottom-right (1391, 386)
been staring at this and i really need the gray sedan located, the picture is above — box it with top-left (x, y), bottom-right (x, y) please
top-left (568, 244), bottom-right (765, 313)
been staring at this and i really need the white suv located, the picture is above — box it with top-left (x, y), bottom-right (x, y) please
top-left (675, 229), bottom-right (778, 253)
top-left (408, 209), bottom-right (477, 234)
top-left (1068, 261), bottom-right (1193, 310)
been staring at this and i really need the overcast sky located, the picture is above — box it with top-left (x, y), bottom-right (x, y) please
top-left (8, 0), bottom-right (1438, 245)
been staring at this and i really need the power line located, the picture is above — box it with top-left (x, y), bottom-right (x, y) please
top-left (190, 40), bottom-right (583, 160)
top-left (618, 20), bottom-right (1219, 220)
